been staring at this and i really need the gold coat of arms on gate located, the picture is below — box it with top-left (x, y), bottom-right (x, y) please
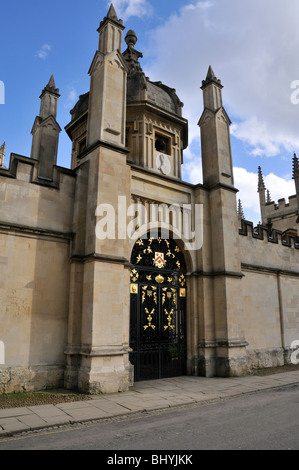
top-left (153, 252), bottom-right (166, 269)
top-left (130, 284), bottom-right (138, 294)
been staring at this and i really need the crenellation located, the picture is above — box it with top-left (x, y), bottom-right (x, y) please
top-left (239, 219), bottom-right (299, 250)
top-left (0, 153), bottom-right (75, 189)
top-left (258, 161), bottom-right (299, 230)
top-left (278, 197), bottom-right (286, 205)
top-left (264, 196), bottom-right (298, 231)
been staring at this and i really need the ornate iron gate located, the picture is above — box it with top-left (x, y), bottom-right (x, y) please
top-left (130, 235), bottom-right (187, 381)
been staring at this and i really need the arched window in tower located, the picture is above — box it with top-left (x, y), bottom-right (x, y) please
top-left (155, 132), bottom-right (171, 155)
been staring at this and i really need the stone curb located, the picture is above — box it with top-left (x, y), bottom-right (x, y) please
top-left (0, 373), bottom-right (299, 439)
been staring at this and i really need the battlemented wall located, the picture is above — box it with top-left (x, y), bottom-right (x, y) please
top-left (0, 1), bottom-right (298, 392)
top-left (0, 155), bottom-right (75, 232)
top-left (265, 195), bottom-right (298, 231)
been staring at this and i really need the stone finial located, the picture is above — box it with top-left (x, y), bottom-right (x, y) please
top-left (200, 65), bottom-right (224, 112)
top-left (266, 189), bottom-right (272, 203)
top-left (31, 76), bottom-right (61, 178)
top-left (206, 65), bottom-right (216, 81)
top-left (237, 199), bottom-right (245, 220)
top-left (100, 3), bottom-right (123, 27)
top-left (293, 153), bottom-right (299, 205)
top-left (292, 152), bottom-right (299, 179)
top-left (97, 4), bottom-right (124, 54)
top-left (123, 29), bottom-right (143, 73)
top-left (258, 166), bottom-right (266, 192)
top-left (0, 141), bottom-right (5, 167)
top-left (201, 65), bottom-right (222, 88)
top-left (39, 75), bottom-right (60, 121)
top-left (258, 166), bottom-right (267, 224)
top-left (40, 75), bottom-right (60, 98)
top-left (125, 30), bottom-right (138, 48)
top-left (48, 75), bottom-right (55, 88)
top-left (107, 4), bottom-right (118, 21)
top-left (257, 166), bottom-right (267, 225)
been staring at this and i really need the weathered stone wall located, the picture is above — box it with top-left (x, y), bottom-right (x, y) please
top-left (0, 156), bottom-right (75, 392)
top-left (1, 150), bottom-right (299, 393)
top-left (239, 222), bottom-right (299, 369)
top-left (0, 233), bottom-right (71, 392)
top-left (241, 269), bottom-right (283, 368)
top-left (0, 156), bottom-right (75, 232)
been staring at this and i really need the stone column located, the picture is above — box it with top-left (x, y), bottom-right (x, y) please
top-left (65, 5), bottom-right (133, 394)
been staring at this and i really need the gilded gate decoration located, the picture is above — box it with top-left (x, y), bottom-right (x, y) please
top-left (129, 233), bottom-right (187, 381)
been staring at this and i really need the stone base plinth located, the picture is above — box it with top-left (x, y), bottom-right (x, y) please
top-left (0, 365), bottom-right (64, 394)
top-left (247, 347), bottom-right (285, 370)
top-left (195, 341), bottom-right (250, 377)
top-left (77, 352), bottom-right (134, 394)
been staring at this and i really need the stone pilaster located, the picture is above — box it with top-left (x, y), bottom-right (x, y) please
top-left (65, 5), bottom-right (133, 394)
top-left (198, 67), bottom-right (249, 377)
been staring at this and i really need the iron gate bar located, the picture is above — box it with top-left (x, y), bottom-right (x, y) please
top-left (129, 234), bottom-right (187, 382)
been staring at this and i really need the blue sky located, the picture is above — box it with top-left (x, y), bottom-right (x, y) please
top-left (1, 0), bottom-right (299, 224)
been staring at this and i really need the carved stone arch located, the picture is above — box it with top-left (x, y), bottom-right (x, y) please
top-left (128, 221), bottom-right (194, 273)
top-left (130, 230), bottom-right (187, 272)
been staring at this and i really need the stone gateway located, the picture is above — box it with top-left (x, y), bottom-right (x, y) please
top-left (0, 4), bottom-right (298, 394)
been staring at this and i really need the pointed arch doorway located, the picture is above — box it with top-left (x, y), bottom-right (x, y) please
top-left (129, 232), bottom-right (187, 381)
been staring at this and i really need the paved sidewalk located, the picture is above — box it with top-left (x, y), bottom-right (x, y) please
top-left (0, 370), bottom-right (299, 438)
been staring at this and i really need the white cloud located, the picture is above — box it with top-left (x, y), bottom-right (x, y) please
top-left (141, 0), bottom-right (299, 225)
top-left (233, 166), bottom-right (295, 224)
top-left (181, 158), bottom-right (296, 225)
top-left (234, 167), bottom-right (264, 225)
top-left (182, 145), bottom-right (202, 184)
top-left (109, 0), bottom-right (152, 20)
top-left (144, 0), bottom-right (299, 158)
top-left (64, 86), bottom-right (78, 110)
top-left (182, 155), bottom-right (262, 222)
top-left (36, 44), bottom-right (51, 60)
top-left (264, 173), bottom-right (296, 204)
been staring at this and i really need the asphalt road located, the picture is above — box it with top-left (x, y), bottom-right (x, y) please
top-left (0, 384), bottom-right (298, 451)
